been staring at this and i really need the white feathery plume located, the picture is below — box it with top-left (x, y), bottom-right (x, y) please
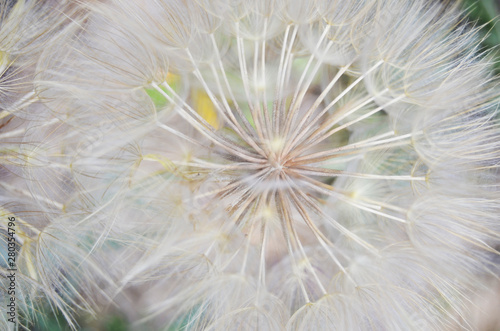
top-left (1, 0), bottom-right (500, 330)
top-left (0, 1), bottom-right (116, 329)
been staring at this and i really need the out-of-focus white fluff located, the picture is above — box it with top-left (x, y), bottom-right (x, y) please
top-left (1, 0), bottom-right (500, 330)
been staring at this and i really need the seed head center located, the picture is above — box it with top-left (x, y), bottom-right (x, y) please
top-left (268, 154), bottom-right (284, 172)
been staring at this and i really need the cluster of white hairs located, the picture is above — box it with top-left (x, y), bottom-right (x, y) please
top-left (1, 0), bottom-right (500, 330)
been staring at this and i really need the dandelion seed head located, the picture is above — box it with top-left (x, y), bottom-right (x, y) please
top-left (1, 0), bottom-right (500, 329)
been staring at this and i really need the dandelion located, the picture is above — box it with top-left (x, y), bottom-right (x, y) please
top-left (1, 0), bottom-right (500, 330)
top-left (0, 1), bottom-right (114, 329)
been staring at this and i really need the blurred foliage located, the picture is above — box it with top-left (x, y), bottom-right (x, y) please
top-left (27, 309), bottom-right (129, 331)
top-left (463, 0), bottom-right (500, 72)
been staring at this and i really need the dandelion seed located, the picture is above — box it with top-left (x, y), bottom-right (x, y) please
top-left (1, 0), bottom-right (500, 330)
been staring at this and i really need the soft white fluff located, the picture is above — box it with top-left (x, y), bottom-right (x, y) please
top-left (1, 0), bottom-right (500, 330)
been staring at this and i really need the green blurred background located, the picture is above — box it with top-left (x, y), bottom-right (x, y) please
top-left (465, 0), bottom-right (500, 73)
